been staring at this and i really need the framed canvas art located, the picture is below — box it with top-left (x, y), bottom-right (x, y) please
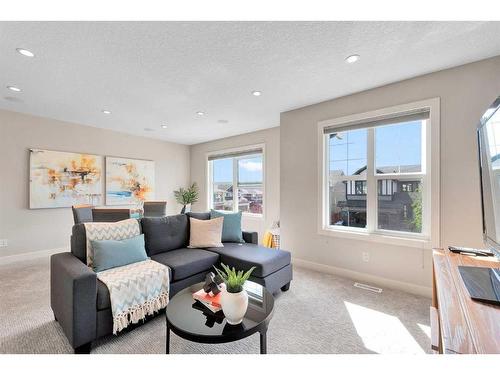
top-left (105, 157), bottom-right (155, 205)
top-left (29, 149), bottom-right (103, 208)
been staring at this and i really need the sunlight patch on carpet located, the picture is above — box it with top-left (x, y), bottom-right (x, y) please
top-left (417, 323), bottom-right (431, 339)
top-left (344, 301), bottom-right (425, 354)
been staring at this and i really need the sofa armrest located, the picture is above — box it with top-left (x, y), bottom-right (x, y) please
top-left (242, 231), bottom-right (258, 245)
top-left (50, 252), bottom-right (97, 349)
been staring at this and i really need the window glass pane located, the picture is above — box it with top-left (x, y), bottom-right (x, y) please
top-left (377, 178), bottom-right (422, 233)
top-left (213, 158), bottom-right (232, 183)
top-left (329, 178), bottom-right (367, 228)
top-left (375, 121), bottom-right (422, 174)
top-left (212, 184), bottom-right (233, 211)
top-left (212, 158), bottom-right (233, 211)
top-left (329, 129), bottom-right (367, 176)
top-left (237, 155), bottom-right (263, 184)
top-left (237, 155), bottom-right (263, 214)
top-left (238, 186), bottom-right (263, 214)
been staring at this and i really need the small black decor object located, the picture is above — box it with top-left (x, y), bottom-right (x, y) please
top-left (202, 272), bottom-right (223, 295)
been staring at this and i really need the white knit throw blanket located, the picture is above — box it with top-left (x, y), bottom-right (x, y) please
top-left (83, 220), bottom-right (170, 334)
top-left (97, 259), bottom-right (169, 334)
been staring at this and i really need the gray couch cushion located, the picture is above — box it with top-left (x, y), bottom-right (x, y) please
top-left (207, 243), bottom-right (291, 278)
top-left (141, 215), bottom-right (189, 256)
top-left (151, 248), bottom-right (219, 281)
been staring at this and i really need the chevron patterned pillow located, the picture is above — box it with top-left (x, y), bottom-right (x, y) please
top-left (83, 218), bottom-right (141, 268)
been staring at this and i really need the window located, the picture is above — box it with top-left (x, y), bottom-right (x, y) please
top-left (319, 99), bottom-right (440, 247)
top-left (208, 147), bottom-right (264, 215)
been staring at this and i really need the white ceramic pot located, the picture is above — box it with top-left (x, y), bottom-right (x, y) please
top-left (220, 289), bottom-right (248, 325)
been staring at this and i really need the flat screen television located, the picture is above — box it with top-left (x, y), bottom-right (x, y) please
top-left (459, 96), bottom-right (500, 305)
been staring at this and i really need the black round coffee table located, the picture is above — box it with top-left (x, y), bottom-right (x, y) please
top-left (165, 281), bottom-right (274, 354)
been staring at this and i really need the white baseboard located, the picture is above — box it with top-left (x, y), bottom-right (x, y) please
top-left (292, 257), bottom-right (432, 298)
top-left (0, 247), bottom-right (67, 266)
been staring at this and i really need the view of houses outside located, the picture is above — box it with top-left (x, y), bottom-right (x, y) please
top-left (212, 184), bottom-right (263, 214)
top-left (328, 173), bottom-right (422, 233)
top-left (211, 154), bottom-right (263, 214)
top-left (328, 121), bottom-right (423, 233)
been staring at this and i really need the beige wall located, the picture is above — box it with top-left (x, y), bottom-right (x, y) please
top-left (2, 55), bottom-right (499, 294)
top-left (0, 109), bottom-right (190, 258)
top-left (280, 56), bottom-right (500, 293)
top-left (190, 127), bottom-right (280, 241)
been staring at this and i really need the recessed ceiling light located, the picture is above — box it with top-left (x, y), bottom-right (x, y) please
top-left (345, 54), bottom-right (360, 64)
top-left (217, 119), bottom-right (229, 124)
top-left (196, 111), bottom-right (205, 116)
top-left (16, 48), bottom-right (35, 57)
top-left (102, 109), bottom-right (111, 114)
top-left (252, 91), bottom-right (262, 96)
top-left (7, 86), bottom-right (21, 92)
top-left (144, 127), bottom-right (154, 132)
top-left (161, 125), bottom-right (168, 129)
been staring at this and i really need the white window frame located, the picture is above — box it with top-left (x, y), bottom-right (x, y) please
top-left (206, 143), bottom-right (265, 219)
top-left (317, 98), bottom-right (440, 249)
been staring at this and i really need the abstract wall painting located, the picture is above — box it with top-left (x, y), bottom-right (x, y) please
top-left (105, 157), bottom-right (155, 205)
top-left (29, 149), bottom-right (103, 209)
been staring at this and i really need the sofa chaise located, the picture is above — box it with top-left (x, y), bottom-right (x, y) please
top-left (50, 212), bottom-right (292, 353)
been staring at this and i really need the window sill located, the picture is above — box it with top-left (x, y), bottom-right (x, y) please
top-left (318, 226), bottom-right (431, 249)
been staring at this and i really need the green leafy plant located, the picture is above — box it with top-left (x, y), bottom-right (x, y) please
top-left (411, 187), bottom-right (422, 232)
top-left (214, 263), bottom-right (256, 293)
top-left (174, 183), bottom-right (199, 206)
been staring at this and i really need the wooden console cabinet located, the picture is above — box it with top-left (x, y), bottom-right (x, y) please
top-left (431, 248), bottom-right (500, 353)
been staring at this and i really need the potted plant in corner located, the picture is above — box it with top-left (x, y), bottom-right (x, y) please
top-left (214, 263), bottom-right (256, 325)
top-left (174, 182), bottom-right (199, 214)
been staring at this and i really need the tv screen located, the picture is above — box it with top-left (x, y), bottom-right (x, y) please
top-left (478, 96), bottom-right (500, 259)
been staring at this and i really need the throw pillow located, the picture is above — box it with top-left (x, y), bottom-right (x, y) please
top-left (83, 218), bottom-right (141, 268)
top-left (210, 209), bottom-right (244, 243)
top-left (91, 234), bottom-right (148, 272)
top-left (186, 212), bottom-right (210, 220)
top-left (188, 217), bottom-right (224, 248)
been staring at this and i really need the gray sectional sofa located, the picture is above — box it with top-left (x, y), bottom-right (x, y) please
top-left (50, 212), bottom-right (292, 353)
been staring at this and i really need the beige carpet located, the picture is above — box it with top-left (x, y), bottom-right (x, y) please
top-left (0, 256), bottom-right (431, 354)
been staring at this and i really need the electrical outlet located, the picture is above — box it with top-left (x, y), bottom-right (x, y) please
top-left (362, 252), bottom-right (370, 262)
top-left (0, 239), bottom-right (8, 247)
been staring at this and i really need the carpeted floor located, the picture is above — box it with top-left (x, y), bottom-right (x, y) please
top-left (0, 257), bottom-right (431, 354)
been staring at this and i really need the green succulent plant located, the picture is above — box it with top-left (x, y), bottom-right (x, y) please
top-left (214, 263), bottom-right (256, 293)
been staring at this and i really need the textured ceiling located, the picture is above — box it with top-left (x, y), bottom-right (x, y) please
top-left (1, 21), bottom-right (500, 145)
